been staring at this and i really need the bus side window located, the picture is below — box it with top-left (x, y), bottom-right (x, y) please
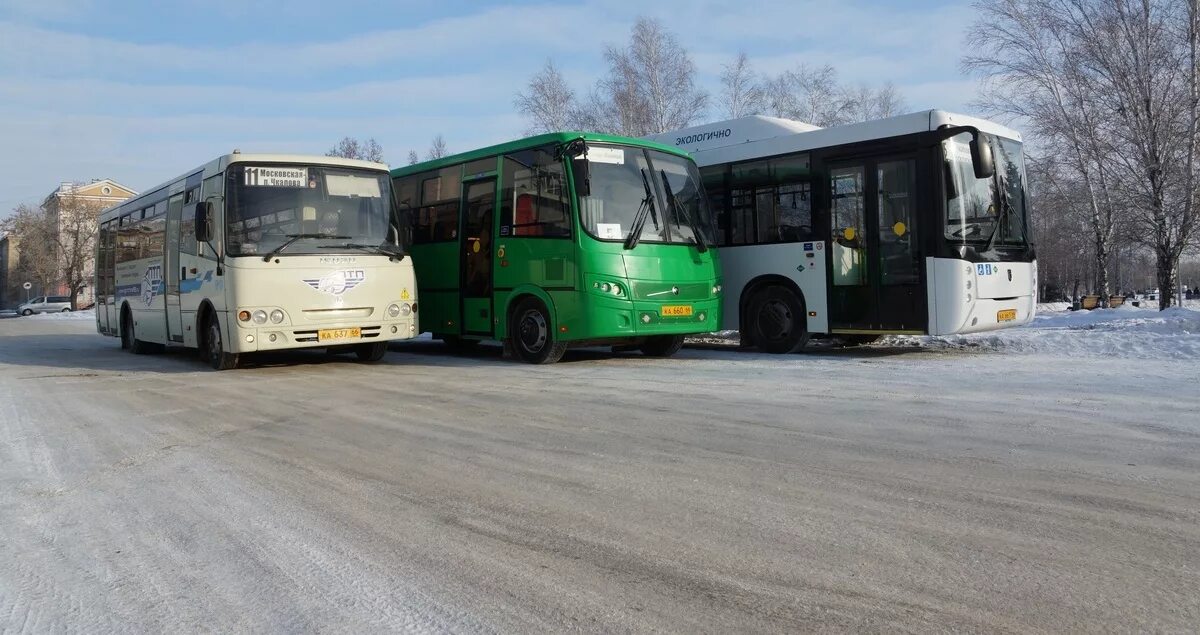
top-left (414, 166), bottom-right (460, 244)
top-left (501, 147), bottom-right (570, 239)
top-left (180, 187), bottom-right (200, 256)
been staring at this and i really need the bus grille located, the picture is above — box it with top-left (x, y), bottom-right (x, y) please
top-left (292, 326), bottom-right (382, 343)
top-left (631, 281), bottom-right (712, 301)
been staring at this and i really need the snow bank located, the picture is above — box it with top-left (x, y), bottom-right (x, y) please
top-left (25, 309), bottom-right (96, 321)
top-left (884, 303), bottom-right (1200, 360)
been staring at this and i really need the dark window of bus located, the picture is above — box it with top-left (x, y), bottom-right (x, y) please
top-left (699, 166), bottom-right (728, 246)
top-left (180, 188), bottom-right (200, 256)
top-left (877, 159), bottom-right (919, 285)
top-left (730, 154), bottom-right (812, 244)
top-left (116, 213), bottom-right (138, 262)
top-left (464, 157), bottom-right (496, 179)
top-left (143, 207), bottom-right (166, 257)
top-left (413, 166), bottom-right (461, 244)
top-left (500, 147), bottom-right (570, 238)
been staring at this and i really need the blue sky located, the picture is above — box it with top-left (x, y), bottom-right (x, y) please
top-left (0, 0), bottom-right (982, 213)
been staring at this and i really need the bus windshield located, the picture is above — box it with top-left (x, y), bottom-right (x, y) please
top-left (225, 165), bottom-right (396, 257)
top-left (578, 145), bottom-right (716, 246)
top-left (943, 134), bottom-right (1028, 248)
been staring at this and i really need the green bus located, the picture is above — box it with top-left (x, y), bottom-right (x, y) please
top-left (391, 132), bottom-right (722, 363)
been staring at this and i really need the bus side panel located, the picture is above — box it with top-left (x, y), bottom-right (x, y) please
top-left (411, 242), bottom-right (461, 335)
top-left (719, 242), bottom-right (829, 335)
top-left (491, 236), bottom-right (576, 337)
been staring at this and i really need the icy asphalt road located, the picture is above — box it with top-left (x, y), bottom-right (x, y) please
top-left (2, 318), bottom-right (1198, 633)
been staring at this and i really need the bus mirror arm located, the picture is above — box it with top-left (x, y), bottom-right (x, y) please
top-left (932, 125), bottom-right (994, 180)
top-left (193, 200), bottom-right (224, 275)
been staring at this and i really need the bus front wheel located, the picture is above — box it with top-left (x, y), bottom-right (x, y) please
top-left (640, 335), bottom-right (684, 357)
top-left (203, 315), bottom-right (239, 370)
top-left (748, 286), bottom-right (810, 354)
top-left (509, 298), bottom-right (567, 364)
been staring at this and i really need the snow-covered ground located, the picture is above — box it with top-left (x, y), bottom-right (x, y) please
top-left (882, 301), bottom-right (1200, 360)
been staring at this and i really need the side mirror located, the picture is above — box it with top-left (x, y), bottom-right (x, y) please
top-left (571, 157), bottom-right (591, 197)
top-left (194, 201), bottom-right (212, 242)
top-left (970, 133), bottom-right (995, 180)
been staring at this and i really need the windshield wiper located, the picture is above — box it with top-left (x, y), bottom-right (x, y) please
top-left (318, 242), bottom-right (406, 260)
top-left (624, 169), bottom-right (659, 250)
top-left (982, 180), bottom-right (1014, 253)
top-left (262, 234), bottom-right (351, 262)
top-left (660, 169), bottom-right (707, 253)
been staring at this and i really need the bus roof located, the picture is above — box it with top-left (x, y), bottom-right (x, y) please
top-left (646, 110), bottom-right (1024, 168)
top-left (99, 153), bottom-right (388, 223)
top-left (390, 131), bottom-right (691, 178)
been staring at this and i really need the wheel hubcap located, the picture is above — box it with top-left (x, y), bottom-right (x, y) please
top-left (518, 310), bottom-right (547, 352)
top-left (758, 300), bottom-right (793, 341)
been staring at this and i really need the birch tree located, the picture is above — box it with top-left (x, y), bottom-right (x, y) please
top-left (719, 51), bottom-right (766, 118)
top-left (575, 17), bottom-right (708, 136)
top-left (515, 59), bottom-right (578, 133)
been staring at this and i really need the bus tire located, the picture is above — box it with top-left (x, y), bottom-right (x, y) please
top-left (355, 342), bottom-right (388, 362)
top-left (121, 309), bottom-right (151, 355)
top-left (640, 335), bottom-right (684, 357)
top-left (203, 313), bottom-right (239, 370)
top-left (509, 297), bottom-right (567, 364)
top-left (748, 286), bottom-right (810, 354)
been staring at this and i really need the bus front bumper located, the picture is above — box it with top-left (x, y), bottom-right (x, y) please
top-left (570, 295), bottom-right (722, 341)
top-left (230, 318), bottom-right (419, 353)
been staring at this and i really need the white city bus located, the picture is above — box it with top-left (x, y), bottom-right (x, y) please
top-left (95, 153), bottom-right (418, 369)
top-left (649, 111), bottom-right (1036, 352)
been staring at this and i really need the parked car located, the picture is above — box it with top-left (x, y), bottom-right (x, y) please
top-left (16, 296), bottom-right (72, 315)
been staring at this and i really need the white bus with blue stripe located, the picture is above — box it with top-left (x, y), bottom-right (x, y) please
top-left (95, 153), bottom-right (418, 369)
top-left (649, 111), bottom-right (1036, 352)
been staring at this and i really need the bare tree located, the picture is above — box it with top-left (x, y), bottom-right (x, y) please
top-left (326, 137), bottom-right (385, 163)
top-left (766, 64), bottom-right (907, 127)
top-left (515, 59), bottom-right (578, 133)
top-left (1, 204), bottom-right (58, 296)
top-left (967, 0), bottom-right (1199, 309)
top-left (426, 134), bottom-right (448, 161)
top-left (577, 17), bottom-right (709, 136)
top-left (53, 194), bottom-right (102, 310)
top-left (719, 51), bottom-right (766, 118)
top-left (407, 150), bottom-right (420, 165)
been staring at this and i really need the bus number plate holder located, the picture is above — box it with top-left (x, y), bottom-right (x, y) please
top-left (318, 327), bottom-right (362, 341)
top-left (661, 305), bottom-right (693, 317)
top-left (996, 309), bottom-right (1017, 322)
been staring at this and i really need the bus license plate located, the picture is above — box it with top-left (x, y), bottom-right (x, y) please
top-left (997, 309), bottom-right (1017, 322)
top-left (661, 305), bottom-right (693, 317)
top-left (318, 327), bottom-right (361, 341)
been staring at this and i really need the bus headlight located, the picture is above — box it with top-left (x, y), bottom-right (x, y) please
top-left (401, 303), bottom-right (412, 316)
top-left (252, 310), bottom-right (268, 324)
top-left (387, 303), bottom-right (401, 318)
top-left (269, 309), bottom-right (285, 324)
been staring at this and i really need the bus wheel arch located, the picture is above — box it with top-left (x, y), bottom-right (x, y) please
top-left (505, 292), bottom-right (567, 364)
top-left (740, 275), bottom-right (810, 354)
top-left (197, 301), bottom-right (238, 370)
top-left (120, 302), bottom-right (151, 354)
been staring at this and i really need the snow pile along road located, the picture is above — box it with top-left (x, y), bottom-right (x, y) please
top-left (884, 303), bottom-right (1200, 360)
top-left (25, 308), bottom-right (96, 321)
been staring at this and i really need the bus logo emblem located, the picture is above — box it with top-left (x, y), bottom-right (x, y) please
top-left (302, 270), bottom-right (366, 296)
top-left (142, 264), bottom-right (163, 307)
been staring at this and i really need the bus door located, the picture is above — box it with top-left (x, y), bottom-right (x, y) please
top-left (827, 155), bottom-right (924, 332)
top-left (460, 178), bottom-right (496, 335)
top-left (164, 192), bottom-right (186, 342)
